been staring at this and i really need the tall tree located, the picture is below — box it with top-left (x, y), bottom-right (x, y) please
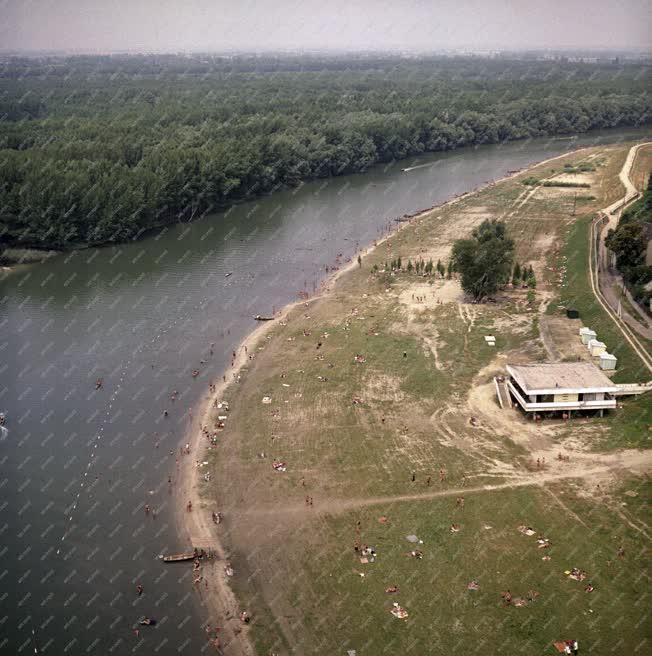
top-left (605, 222), bottom-right (647, 269)
top-left (451, 220), bottom-right (514, 301)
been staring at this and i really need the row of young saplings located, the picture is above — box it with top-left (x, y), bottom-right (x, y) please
top-left (371, 256), bottom-right (538, 290)
top-left (372, 257), bottom-right (452, 277)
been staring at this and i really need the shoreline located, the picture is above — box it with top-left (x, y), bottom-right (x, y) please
top-left (174, 142), bottom-right (614, 654)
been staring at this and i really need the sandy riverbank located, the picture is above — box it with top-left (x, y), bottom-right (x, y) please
top-left (174, 144), bottom-right (598, 655)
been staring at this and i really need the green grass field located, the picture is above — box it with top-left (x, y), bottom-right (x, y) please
top-left (277, 483), bottom-right (648, 655)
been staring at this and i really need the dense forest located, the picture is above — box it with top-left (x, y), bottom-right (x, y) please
top-left (605, 175), bottom-right (652, 313)
top-left (0, 53), bottom-right (650, 251)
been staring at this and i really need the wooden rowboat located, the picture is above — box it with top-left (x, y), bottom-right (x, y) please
top-left (161, 546), bottom-right (207, 562)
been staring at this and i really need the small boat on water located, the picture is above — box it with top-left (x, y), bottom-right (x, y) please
top-left (253, 315), bottom-right (274, 321)
top-left (0, 412), bottom-right (5, 426)
top-left (138, 616), bottom-right (157, 626)
top-left (225, 272), bottom-right (232, 278)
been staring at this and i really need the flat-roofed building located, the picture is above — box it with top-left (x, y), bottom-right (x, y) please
top-left (506, 362), bottom-right (617, 417)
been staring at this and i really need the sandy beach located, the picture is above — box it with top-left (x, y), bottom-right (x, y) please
top-left (173, 145), bottom-right (595, 655)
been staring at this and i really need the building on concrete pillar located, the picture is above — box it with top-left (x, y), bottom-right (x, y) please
top-left (506, 362), bottom-right (617, 417)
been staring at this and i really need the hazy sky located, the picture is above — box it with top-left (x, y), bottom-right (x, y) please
top-left (1, 0), bottom-right (650, 53)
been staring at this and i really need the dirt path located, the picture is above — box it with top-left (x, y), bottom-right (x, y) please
top-left (243, 448), bottom-right (651, 519)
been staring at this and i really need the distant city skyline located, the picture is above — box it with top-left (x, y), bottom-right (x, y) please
top-left (1, 0), bottom-right (650, 54)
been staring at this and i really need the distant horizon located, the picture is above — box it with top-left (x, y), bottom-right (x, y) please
top-left (1, 45), bottom-right (650, 57)
top-left (2, 0), bottom-right (649, 55)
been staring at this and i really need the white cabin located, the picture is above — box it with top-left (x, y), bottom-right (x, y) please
top-left (579, 328), bottom-right (597, 345)
top-left (599, 352), bottom-right (617, 370)
top-left (587, 339), bottom-right (607, 357)
top-left (506, 362), bottom-right (617, 416)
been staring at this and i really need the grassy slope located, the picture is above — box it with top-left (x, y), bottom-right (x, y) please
top-left (203, 143), bottom-right (651, 655)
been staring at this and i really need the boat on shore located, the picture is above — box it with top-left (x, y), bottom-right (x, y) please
top-left (161, 547), bottom-right (207, 562)
top-left (162, 552), bottom-right (195, 562)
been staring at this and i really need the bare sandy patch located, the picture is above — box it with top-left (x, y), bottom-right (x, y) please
top-left (490, 313), bottom-right (534, 336)
top-left (435, 279), bottom-right (463, 304)
top-left (397, 279), bottom-right (461, 316)
top-left (551, 172), bottom-right (594, 185)
top-left (467, 381), bottom-right (554, 446)
top-left (535, 233), bottom-right (555, 253)
top-left (536, 186), bottom-right (585, 198)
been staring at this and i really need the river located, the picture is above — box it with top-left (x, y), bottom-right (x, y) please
top-left (1, 127), bottom-right (648, 654)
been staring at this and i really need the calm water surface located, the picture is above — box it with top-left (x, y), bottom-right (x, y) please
top-left (1, 128), bottom-right (648, 654)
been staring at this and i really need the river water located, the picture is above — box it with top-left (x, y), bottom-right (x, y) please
top-left (1, 127), bottom-right (648, 655)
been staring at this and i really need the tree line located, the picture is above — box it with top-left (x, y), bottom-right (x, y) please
top-left (0, 54), bottom-right (650, 251)
top-left (605, 175), bottom-right (652, 313)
